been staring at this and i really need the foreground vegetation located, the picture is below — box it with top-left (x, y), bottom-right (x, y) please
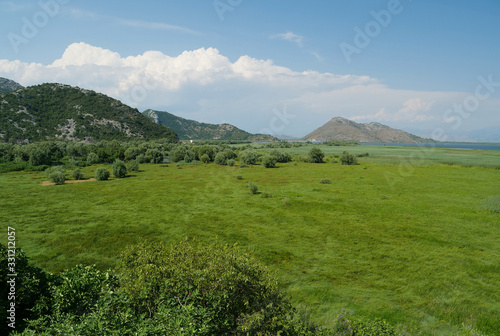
top-left (0, 142), bottom-right (499, 335)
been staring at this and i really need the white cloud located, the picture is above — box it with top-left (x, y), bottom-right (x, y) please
top-left (0, 43), bottom-right (498, 137)
top-left (270, 32), bottom-right (304, 47)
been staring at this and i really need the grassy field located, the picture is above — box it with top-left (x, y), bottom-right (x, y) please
top-left (1, 145), bottom-right (499, 335)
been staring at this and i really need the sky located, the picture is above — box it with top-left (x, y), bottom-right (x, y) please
top-left (0, 0), bottom-right (499, 140)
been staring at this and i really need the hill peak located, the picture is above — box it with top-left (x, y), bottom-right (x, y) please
top-left (303, 117), bottom-right (432, 143)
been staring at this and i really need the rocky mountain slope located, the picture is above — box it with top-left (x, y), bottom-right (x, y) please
top-left (302, 117), bottom-right (432, 143)
top-left (0, 83), bottom-right (177, 143)
top-left (143, 109), bottom-right (277, 141)
top-left (0, 77), bottom-right (23, 93)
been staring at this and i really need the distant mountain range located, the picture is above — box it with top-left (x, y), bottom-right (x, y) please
top-left (0, 83), bottom-right (177, 143)
top-left (302, 117), bottom-right (434, 143)
top-left (0, 77), bottom-right (24, 92)
top-left (0, 78), bottom-right (496, 144)
top-left (143, 109), bottom-right (277, 142)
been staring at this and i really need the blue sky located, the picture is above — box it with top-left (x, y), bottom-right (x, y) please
top-left (1, 0), bottom-right (499, 140)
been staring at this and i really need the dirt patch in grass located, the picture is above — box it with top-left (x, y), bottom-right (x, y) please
top-left (41, 178), bottom-right (97, 186)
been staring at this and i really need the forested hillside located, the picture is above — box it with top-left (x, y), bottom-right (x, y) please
top-left (0, 84), bottom-right (177, 143)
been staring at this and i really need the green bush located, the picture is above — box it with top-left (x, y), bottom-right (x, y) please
top-left (236, 174), bottom-right (243, 180)
top-left (45, 166), bottom-right (65, 178)
top-left (262, 155), bottom-right (278, 168)
top-left (239, 151), bottom-right (258, 165)
top-left (270, 150), bottom-right (292, 163)
top-left (95, 168), bottom-right (110, 181)
top-left (200, 154), bottom-right (210, 163)
top-left (112, 160), bottom-right (127, 178)
top-left (227, 159), bottom-right (236, 166)
top-left (214, 152), bottom-right (227, 165)
top-left (117, 240), bottom-right (290, 335)
top-left (308, 147), bottom-right (325, 163)
top-left (0, 244), bottom-right (51, 334)
top-left (86, 152), bottom-right (99, 165)
top-left (351, 317), bottom-right (397, 335)
top-left (72, 168), bottom-right (84, 180)
top-left (248, 182), bottom-right (259, 194)
top-left (136, 154), bottom-right (147, 164)
top-left (126, 160), bottom-right (140, 172)
top-left (319, 178), bottom-right (332, 184)
top-left (45, 166), bottom-right (66, 184)
top-left (340, 151), bottom-right (358, 165)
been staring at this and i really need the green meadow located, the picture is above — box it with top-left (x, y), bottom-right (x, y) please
top-left (1, 144), bottom-right (499, 335)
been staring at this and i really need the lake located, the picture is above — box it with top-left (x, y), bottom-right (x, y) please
top-left (360, 142), bottom-right (500, 151)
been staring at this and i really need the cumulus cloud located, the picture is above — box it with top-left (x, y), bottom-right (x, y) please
top-left (0, 42), bottom-right (498, 137)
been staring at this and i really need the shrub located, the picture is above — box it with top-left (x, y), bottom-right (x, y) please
top-left (239, 151), bottom-right (258, 165)
top-left (308, 147), bottom-right (325, 163)
top-left (48, 171), bottom-right (65, 185)
top-left (340, 151), bottom-right (358, 165)
top-left (136, 154), bottom-right (147, 164)
top-left (282, 198), bottom-right (291, 206)
top-left (214, 152), bottom-right (227, 165)
top-left (171, 145), bottom-right (187, 162)
top-left (72, 168), bottom-right (84, 180)
top-left (236, 174), bottom-right (243, 180)
top-left (86, 152), bottom-right (99, 165)
top-left (29, 147), bottom-right (50, 166)
top-left (319, 178), bottom-right (332, 184)
top-left (117, 240), bottom-right (291, 335)
top-left (200, 154), bottom-right (210, 164)
top-left (184, 150), bottom-right (196, 163)
top-left (112, 160), bottom-right (127, 178)
top-left (262, 155), bottom-right (278, 168)
top-left (261, 192), bottom-right (272, 198)
top-left (351, 317), bottom-right (397, 336)
top-left (45, 166), bottom-right (65, 179)
top-left (126, 160), bottom-right (139, 172)
top-left (270, 150), bottom-right (292, 163)
top-left (248, 182), bottom-right (259, 194)
top-left (95, 168), bottom-right (110, 181)
top-left (227, 159), bottom-right (236, 166)
top-left (357, 152), bottom-right (370, 157)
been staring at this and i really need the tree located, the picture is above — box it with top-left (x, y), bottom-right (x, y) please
top-left (95, 168), bottom-right (110, 181)
top-left (72, 168), bottom-right (84, 180)
top-left (214, 152), bottom-right (227, 165)
top-left (112, 160), bottom-right (127, 178)
top-left (45, 166), bottom-right (65, 185)
top-left (29, 146), bottom-right (50, 166)
top-left (239, 151), bottom-right (258, 165)
top-left (262, 155), bottom-right (278, 168)
top-left (87, 152), bottom-right (99, 165)
top-left (340, 151), bottom-right (358, 165)
top-left (308, 147), bottom-right (325, 163)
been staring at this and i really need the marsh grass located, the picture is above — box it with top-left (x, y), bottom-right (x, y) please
top-left (1, 149), bottom-right (499, 335)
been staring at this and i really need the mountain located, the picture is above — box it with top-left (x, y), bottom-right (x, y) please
top-left (0, 77), bottom-right (23, 92)
top-left (302, 117), bottom-right (433, 143)
top-left (143, 109), bottom-right (277, 141)
top-left (0, 83), bottom-right (177, 143)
